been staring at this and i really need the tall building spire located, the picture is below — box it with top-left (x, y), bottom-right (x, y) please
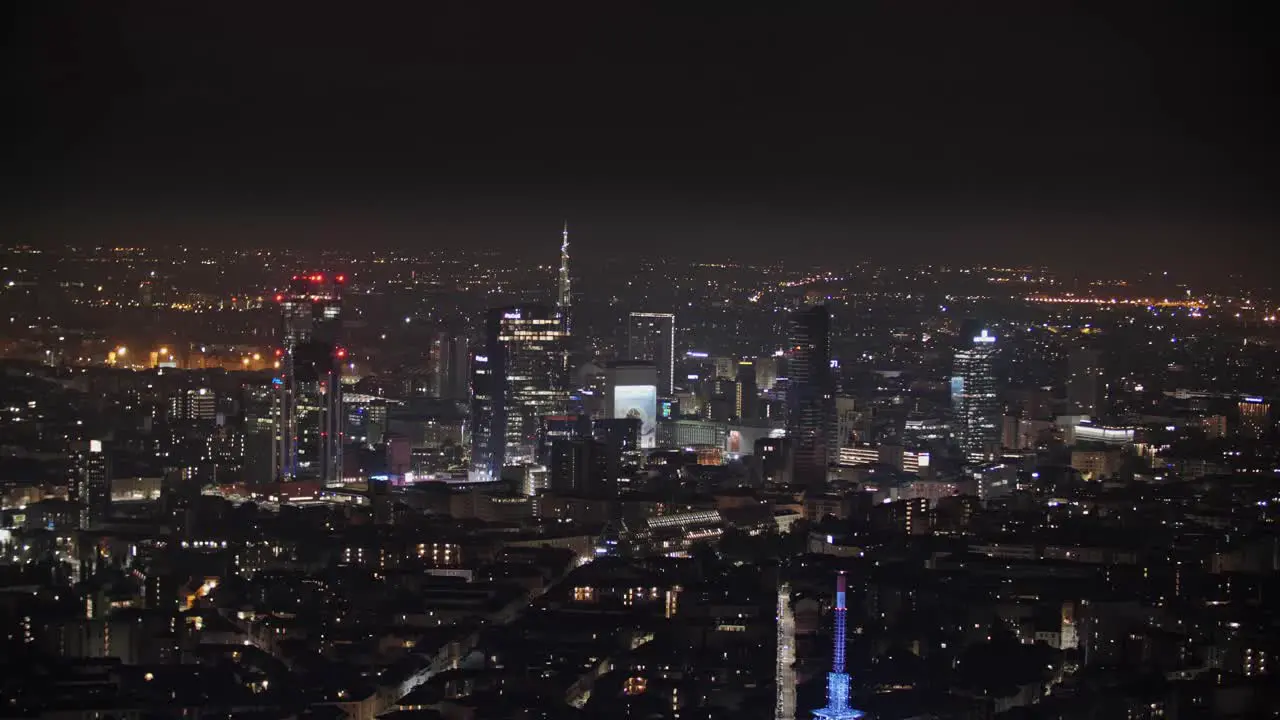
top-left (813, 573), bottom-right (863, 720)
top-left (557, 221), bottom-right (571, 310)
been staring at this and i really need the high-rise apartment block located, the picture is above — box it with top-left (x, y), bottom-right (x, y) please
top-left (72, 440), bottom-right (111, 529)
top-left (953, 329), bottom-right (1001, 461)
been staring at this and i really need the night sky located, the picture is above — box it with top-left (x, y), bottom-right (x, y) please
top-left (7, 3), bottom-right (1278, 276)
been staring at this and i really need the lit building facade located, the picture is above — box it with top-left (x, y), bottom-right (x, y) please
top-left (735, 360), bottom-right (758, 420)
top-left (275, 273), bottom-right (345, 483)
top-left (170, 388), bottom-right (216, 423)
top-left (470, 304), bottom-right (570, 479)
top-left (953, 329), bottom-right (1000, 461)
top-left (72, 440), bottom-right (111, 529)
top-left (1238, 397), bottom-right (1271, 438)
top-left (776, 581), bottom-right (796, 720)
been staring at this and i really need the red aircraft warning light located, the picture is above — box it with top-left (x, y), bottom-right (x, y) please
top-left (335, 274), bottom-right (346, 284)
top-left (336, 348), bottom-right (347, 359)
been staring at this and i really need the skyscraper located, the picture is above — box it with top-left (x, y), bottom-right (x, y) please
top-left (1065, 347), bottom-right (1103, 417)
top-left (549, 437), bottom-right (611, 496)
top-left (242, 385), bottom-right (279, 486)
top-left (953, 329), bottom-right (1000, 461)
top-left (786, 305), bottom-right (834, 487)
top-left (812, 573), bottom-right (864, 720)
top-left (470, 350), bottom-right (498, 478)
top-left (429, 331), bottom-right (469, 401)
top-left (279, 273), bottom-right (342, 346)
top-left (755, 355), bottom-right (779, 393)
top-left (276, 273), bottom-right (345, 483)
top-left (556, 224), bottom-right (575, 389)
top-left (557, 221), bottom-right (572, 312)
top-left (470, 304), bottom-right (571, 480)
top-left (628, 312), bottom-right (676, 396)
top-left (736, 360), bottom-right (758, 420)
top-left (72, 440), bottom-right (111, 529)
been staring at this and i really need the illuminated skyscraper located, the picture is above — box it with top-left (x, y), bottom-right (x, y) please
top-left (278, 273), bottom-right (343, 346)
top-left (953, 329), bottom-right (1000, 461)
top-left (470, 304), bottom-right (570, 480)
top-left (786, 305), bottom-right (833, 487)
top-left (469, 350), bottom-right (497, 478)
top-left (628, 312), bottom-right (676, 395)
top-left (72, 440), bottom-right (111, 529)
top-left (556, 223), bottom-right (575, 388)
top-left (276, 273), bottom-right (345, 483)
top-left (736, 360), bottom-right (758, 420)
top-left (557, 222), bottom-right (572, 312)
top-left (812, 573), bottom-right (863, 720)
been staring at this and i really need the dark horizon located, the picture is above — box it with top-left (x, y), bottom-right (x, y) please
top-left (7, 3), bottom-right (1278, 278)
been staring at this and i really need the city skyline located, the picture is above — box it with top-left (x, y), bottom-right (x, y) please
top-left (3, 231), bottom-right (1279, 717)
top-left (2, 6), bottom-right (1279, 718)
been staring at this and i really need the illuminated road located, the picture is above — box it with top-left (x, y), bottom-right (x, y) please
top-left (775, 581), bottom-right (796, 720)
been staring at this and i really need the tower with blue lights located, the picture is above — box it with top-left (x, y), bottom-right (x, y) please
top-left (813, 573), bottom-right (864, 720)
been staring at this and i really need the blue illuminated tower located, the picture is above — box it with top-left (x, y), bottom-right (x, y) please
top-left (813, 573), bottom-right (864, 720)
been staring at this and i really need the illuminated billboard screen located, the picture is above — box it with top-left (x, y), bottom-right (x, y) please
top-left (614, 384), bottom-right (657, 449)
